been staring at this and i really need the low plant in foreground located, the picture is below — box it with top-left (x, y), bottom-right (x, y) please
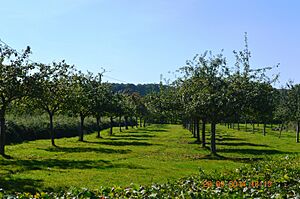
top-left (1, 156), bottom-right (299, 199)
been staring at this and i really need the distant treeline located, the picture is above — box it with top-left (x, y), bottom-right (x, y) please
top-left (110, 83), bottom-right (161, 96)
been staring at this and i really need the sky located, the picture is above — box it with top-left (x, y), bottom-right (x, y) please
top-left (0, 0), bottom-right (300, 86)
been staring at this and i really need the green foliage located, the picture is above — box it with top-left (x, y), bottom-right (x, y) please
top-left (0, 44), bottom-right (33, 106)
top-left (0, 43), bottom-right (35, 155)
top-left (29, 60), bottom-right (74, 146)
top-left (31, 60), bottom-right (73, 116)
top-left (67, 72), bottom-right (94, 118)
top-left (145, 84), bottom-right (181, 124)
top-left (4, 114), bottom-right (112, 144)
top-left (274, 89), bottom-right (289, 123)
top-left (287, 84), bottom-right (300, 121)
top-left (89, 75), bottom-right (110, 119)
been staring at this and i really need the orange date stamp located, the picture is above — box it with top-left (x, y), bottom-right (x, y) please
top-left (202, 180), bottom-right (272, 189)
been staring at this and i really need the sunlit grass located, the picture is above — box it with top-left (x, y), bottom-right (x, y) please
top-left (0, 123), bottom-right (299, 193)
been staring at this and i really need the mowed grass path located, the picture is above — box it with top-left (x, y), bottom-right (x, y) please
top-left (0, 124), bottom-right (299, 193)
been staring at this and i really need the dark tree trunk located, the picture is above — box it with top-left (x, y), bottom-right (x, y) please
top-left (96, 116), bottom-right (101, 138)
top-left (0, 108), bottom-right (6, 156)
top-left (140, 117), bottom-right (142, 127)
top-left (297, 121), bottom-right (300, 143)
top-left (136, 116), bottom-right (138, 128)
top-left (232, 123), bottom-right (235, 129)
top-left (252, 121), bottom-right (255, 133)
top-left (196, 118), bottom-right (200, 142)
top-left (190, 119), bottom-right (193, 135)
top-left (237, 122), bottom-right (240, 131)
top-left (279, 121), bottom-right (283, 138)
top-left (192, 118), bottom-right (196, 138)
top-left (211, 122), bottom-right (217, 155)
top-left (130, 117), bottom-right (134, 128)
top-left (110, 116), bottom-right (113, 135)
top-left (79, 114), bottom-right (85, 141)
top-left (143, 119), bottom-right (146, 127)
top-left (49, 113), bottom-right (56, 146)
top-left (119, 116), bottom-right (122, 132)
top-left (202, 120), bottom-right (206, 148)
top-left (263, 122), bottom-right (266, 136)
top-left (125, 116), bottom-right (128, 130)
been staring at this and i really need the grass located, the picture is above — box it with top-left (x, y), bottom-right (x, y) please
top-left (0, 123), bottom-right (299, 193)
top-left (215, 123), bottom-right (299, 159)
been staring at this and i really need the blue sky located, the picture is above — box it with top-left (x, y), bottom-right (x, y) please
top-left (1, 0), bottom-right (299, 86)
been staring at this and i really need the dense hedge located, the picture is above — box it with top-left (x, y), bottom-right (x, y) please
top-left (5, 114), bottom-right (134, 144)
top-left (0, 156), bottom-right (299, 198)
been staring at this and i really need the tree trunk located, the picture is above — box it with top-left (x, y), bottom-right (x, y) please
top-left (196, 118), bottom-right (200, 143)
top-left (189, 121), bottom-right (192, 132)
top-left (245, 121), bottom-right (247, 132)
top-left (263, 122), bottom-right (266, 136)
top-left (79, 114), bottom-right (85, 141)
top-left (252, 121), bottom-right (255, 133)
top-left (119, 116), bottom-right (122, 132)
top-left (211, 122), bottom-right (217, 155)
top-left (125, 116), bottom-right (128, 130)
top-left (136, 116), bottom-right (138, 128)
top-left (143, 119), bottom-right (146, 127)
top-left (237, 122), bottom-right (240, 131)
top-left (110, 116), bottom-right (113, 135)
top-left (192, 118), bottom-right (196, 138)
top-left (140, 117), bottom-right (142, 127)
top-left (0, 108), bottom-right (6, 156)
top-left (130, 117), bottom-right (134, 128)
top-left (297, 121), bottom-right (300, 143)
top-left (49, 113), bottom-right (56, 146)
top-left (202, 120), bottom-right (206, 148)
top-left (279, 121), bottom-right (283, 138)
top-left (96, 116), bottom-right (101, 138)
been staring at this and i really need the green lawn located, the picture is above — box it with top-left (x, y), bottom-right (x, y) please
top-left (0, 124), bottom-right (299, 193)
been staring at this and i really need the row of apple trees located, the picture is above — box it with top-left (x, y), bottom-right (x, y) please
top-left (150, 36), bottom-right (299, 155)
top-left (0, 44), bottom-right (153, 157)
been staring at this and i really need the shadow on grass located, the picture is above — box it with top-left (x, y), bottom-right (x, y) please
top-left (199, 154), bottom-right (263, 163)
top-left (217, 142), bottom-right (269, 147)
top-left (0, 154), bottom-right (14, 159)
top-left (0, 158), bottom-right (147, 171)
top-left (100, 141), bottom-right (153, 146)
top-left (122, 130), bottom-right (151, 134)
top-left (143, 129), bottom-right (168, 133)
top-left (113, 134), bottom-right (155, 138)
top-left (217, 148), bottom-right (295, 155)
top-left (0, 176), bottom-right (45, 193)
top-left (216, 137), bottom-right (245, 141)
top-left (85, 140), bottom-right (154, 146)
top-left (0, 159), bottom-right (147, 193)
top-left (41, 146), bottom-right (131, 154)
top-left (106, 137), bottom-right (149, 141)
top-left (188, 140), bottom-right (202, 144)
